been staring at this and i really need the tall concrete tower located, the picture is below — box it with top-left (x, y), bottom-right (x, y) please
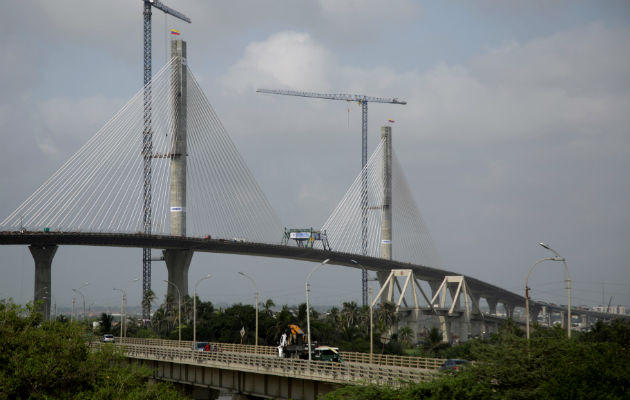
top-left (380, 125), bottom-right (392, 260)
top-left (169, 39), bottom-right (188, 236)
top-left (163, 39), bottom-right (193, 299)
top-left (377, 125), bottom-right (393, 301)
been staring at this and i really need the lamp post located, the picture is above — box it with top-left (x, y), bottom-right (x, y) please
top-left (525, 257), bottom-right (562, 340)
top-left (72, 282), bottom-right (89, 322)
top-left (126, 278), bottom-right (140, 337)
top-left (539, 242), bottom-right (572, 338)
top-left (238, 272), bottom-right (259, 353)
top-left (306, 258), bottom-right (330, 361)
top-left (193, 274), bottom-right (212, 347)
top-left (369, 286), bottom-right (374, 363)
top-left (164, 280), bottom-right (182, 345)
top-left (350, 259), bottom-right (368, 307)
top-left (113, 288), bottom-right (126, 339)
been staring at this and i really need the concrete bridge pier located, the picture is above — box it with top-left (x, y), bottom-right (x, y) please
top-left (29, 244), bottom-right (57, 320)
top-left (503, 303), bottom-right (515, 319)
top-left (530, 305), bottom-right (542, 325)
top-left (163, 249), bottom-right (194, 298)
top-left (486, 298), bottom-right (498, 315)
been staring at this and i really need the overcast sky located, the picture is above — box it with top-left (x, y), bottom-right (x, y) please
top-left (1, 1), bottom-right (628, 314)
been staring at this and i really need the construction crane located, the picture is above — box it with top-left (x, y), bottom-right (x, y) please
top-left (142, 0), bottom-right (191, 321)
top-left (256, 89), bottom-right (406, 306)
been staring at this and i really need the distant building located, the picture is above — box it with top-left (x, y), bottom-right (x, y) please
top-left (591, 305), bottom-right (627, 315)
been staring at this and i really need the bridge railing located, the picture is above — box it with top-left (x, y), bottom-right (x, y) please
top-left (116, 337), bottom-right (444, 370)
top-left (340, 352), bottom-right (444, 370)
top-left (108, 342), bottom-right (438, 386)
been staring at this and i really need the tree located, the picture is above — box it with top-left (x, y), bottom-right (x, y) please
top-left (422, 326), bottom-right (445, 355)
top-left (99, 313), bottom-right (113, 335)
top-left (398, 326), bottom-right (414, 348)
top-left (0, 300), bottom-right (188, 399)
top-left (341, 301), bottom-right (358, 329)
top-left (263, 298), bottom-right (275, 316)
top-left (141, 289), bottom-right (156, 321)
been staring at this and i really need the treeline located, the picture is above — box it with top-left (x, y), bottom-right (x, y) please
top-left (129, 295), bottom-right (404, 354)
top-left (322, 319), bottom-right (630, 399)
top-left (0, 300), bottom-right (188, 400)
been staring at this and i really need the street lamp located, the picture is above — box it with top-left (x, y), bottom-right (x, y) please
top-left (113, 288), bottom-right (126, 339)
top-left (72, 282), bottom-right (89, 322)
top-left (238, 272), bottom-right (259, 353)
top-left (369, 286), bottom-right (374, 363)
top-left (539, 242), bottom-right (572, 338)
top-left (164, 280), bottom-right (182, 345)
top-left (525, 257), bottom-right (563, 340)
top-left (126, 278), bottom-right (140, 337)
top-left (306, 258), bottom-right (330, 361)
top-left (351, 259), bottom-right (368, 307)
top-left (193, 274), bottom-right (212, 347)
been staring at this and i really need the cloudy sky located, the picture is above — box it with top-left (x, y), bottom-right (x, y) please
top-left (1, 1), bottom-right (628, 314)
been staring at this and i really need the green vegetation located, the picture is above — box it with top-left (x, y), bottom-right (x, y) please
top-left (146, 296), bottom-right (403, 354)
top-left (0, 300), bottom-right (188, 400)
top-left (322, 319), bottom-right (630, 400)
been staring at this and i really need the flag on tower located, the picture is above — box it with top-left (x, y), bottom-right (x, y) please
top-left (170, 29), bottom-right (180, 35)
top-left (388, 118), bottom-right (395, 123)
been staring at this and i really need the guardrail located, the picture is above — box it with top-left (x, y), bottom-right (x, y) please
top-left (105, 341), bottom-right (438, 386)
top-left (116, 337), bottom-right (444, 370)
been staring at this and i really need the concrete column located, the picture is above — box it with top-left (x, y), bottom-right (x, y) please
top-left (448, 285), bottom-right (460, 311)
top-left (169, 39), bottom-right (188, 237)
top-left (428, 281), bottom-right (442, 306)
top-left (29, 245), bottom-right (57, 320)
top-left (163, 249), bottom-right (193, 298)
top-left (486, 298), bottom-right (498, 315)
top-left (504, 303), bottom-right (515, 319)
top-left (531, 305), bottom-right (541, 324)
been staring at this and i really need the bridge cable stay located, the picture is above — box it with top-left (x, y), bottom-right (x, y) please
top-left (1, 60), bottom-right (283, 244)
top-left (316, 137), bottom-right (442, 269)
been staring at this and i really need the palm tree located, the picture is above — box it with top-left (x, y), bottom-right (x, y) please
top-left (398, 326), bottom-right (414, 348)
top-left (341, 301), bottom-right (358, 329)
top-left (141, 289), bottom-right (156, 321)
top-left (100, 313), bottom-right (113, 334)
top-left (375, 301), bottom-right (398, 332)
top-left (423, 326), bottom-right (444, 354)
top-left (263, 299), bottom-right (275, 316)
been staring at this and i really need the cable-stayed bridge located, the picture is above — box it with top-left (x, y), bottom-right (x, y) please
top-left (0, 40), bottom-right (623, 344)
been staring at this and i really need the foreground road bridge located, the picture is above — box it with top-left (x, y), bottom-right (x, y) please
top-left (108, 338), bottom-right (442, 400)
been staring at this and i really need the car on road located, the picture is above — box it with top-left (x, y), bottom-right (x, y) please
top-left (439, 359), bottom-right (469, 371)
top-left (313, 346), bottom-right (343, 362)
top-left (101, 334), bottom-right (115, 343)
top-left (193, 342), bottom-right (209, 351)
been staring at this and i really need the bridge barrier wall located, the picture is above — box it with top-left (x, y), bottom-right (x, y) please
top-left (117, 337), bottom-right (445, 370)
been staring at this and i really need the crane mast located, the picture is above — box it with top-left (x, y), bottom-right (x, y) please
top-left (257, 88), bottom-right (406, 306)
top-left (142, 0), bottom-right (190, 321)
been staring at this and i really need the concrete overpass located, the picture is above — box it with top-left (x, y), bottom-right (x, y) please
top-left (2, 230), bottom-right (626, 339)
top-left (107, 337), bottom-right (441, 400)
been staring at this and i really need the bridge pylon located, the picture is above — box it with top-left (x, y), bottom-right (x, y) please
top-left (164, 38), bottom-right (193, 300)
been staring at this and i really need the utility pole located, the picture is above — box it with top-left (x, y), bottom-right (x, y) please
top-left (141, 0), bottom-right (190, 321)
top-left (256, 89), bottom-right (406, 306)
